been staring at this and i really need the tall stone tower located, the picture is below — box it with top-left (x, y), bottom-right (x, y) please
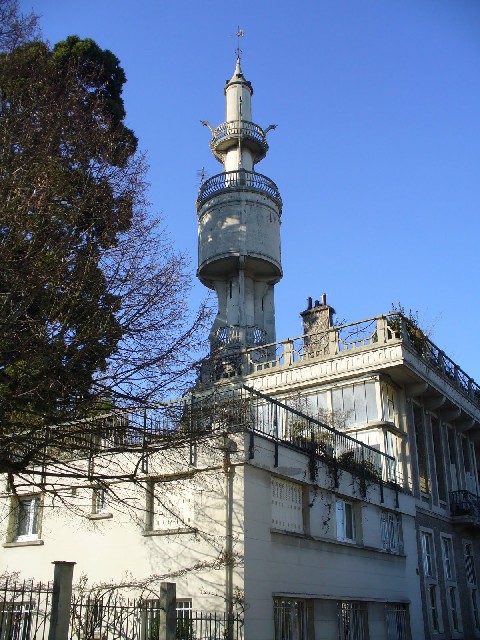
top-left (197, 58), bottom-right (282, 367)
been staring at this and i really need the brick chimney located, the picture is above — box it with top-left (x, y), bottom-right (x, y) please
top-left (301, 294), bottom-right (335, 335)
top-left (300, 294), bottom-right (335, 357)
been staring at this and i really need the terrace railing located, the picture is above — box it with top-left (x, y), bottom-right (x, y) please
top-left (202, 313), bottom-right (480, 410)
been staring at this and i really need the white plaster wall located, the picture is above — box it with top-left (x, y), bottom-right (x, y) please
top-left (242, 434), bottom-right (424, 640)
top-left (0, 444), bottom-right (246, 615)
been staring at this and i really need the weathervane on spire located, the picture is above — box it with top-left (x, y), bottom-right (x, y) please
top-left (235, 27), bottom-right (245, 60)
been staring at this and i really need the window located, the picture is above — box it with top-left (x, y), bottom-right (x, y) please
top-left (338, 602), bottom-right (368, 640)
top-left (441, 536), bottom-right (454, 581)
top-left (92, 488), bottom-right (109, 515)
top-left (381, 511), bottom-right (401, 553)
top-left (420, 531), bottom-right (435, 578)
top-left (464, 541), bottom-right (480, 632)
top-left (385, 604), bottom-right (410, 640)
top-left (274, 598), bottom-right (309, 640)
top-left (447, 428), bottom-right (459, 491)
top-left (464, 542), bottom-right (477, 585)
top-left (144, 598), bottom-right (192, 640)
top-left (471, 589), bottom-right (480, 631)
top-left (431, 419), bottom-right (446, 502)
top-left (420, 530), bottom-right (442, 633)
top-left (14, 497), bottom-right (40, 542)
top-left (146, 479), bottom-right (195, 533)
top-left (448, 586), bottom-right (460, 632)
top-left (382, 383), bottom-right (397, 424)
top-left (176, 599), bottom-right (193, 639)
top-left (271, 479), bottom-right (304, 534)
top-left (331, 381), bottom-right (378, 427)
top-left (428, 584), bottom-right (440, 632)
top-left (336, 499), bottom-right (356, 543)
top-left (413, 407), bottom-right (429, 494)
top-left (441, 535), bottom-right (462, 633)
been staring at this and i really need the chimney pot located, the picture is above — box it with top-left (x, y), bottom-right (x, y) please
top-left (307, 297), bottom-right (312, 310)
top-left (314, 300), bottom-right (320, 307)
top-left (321, 293), bottom-right (327, 306)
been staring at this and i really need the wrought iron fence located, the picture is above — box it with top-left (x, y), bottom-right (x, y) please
top-left (177, 611), bottom-right (243, 640)
top-left (0, 579), bottom-right (52, 640)
top-left (69, 592), bottom-right (243, 640)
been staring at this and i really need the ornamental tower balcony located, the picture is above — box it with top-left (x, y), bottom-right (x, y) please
top-left (197, 58), bottom-right (282, 359)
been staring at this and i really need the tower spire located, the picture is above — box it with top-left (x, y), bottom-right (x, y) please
top-left (235, 27), bottom-right (244, 62)
top-left (197, 58), bottom-right (282, 379)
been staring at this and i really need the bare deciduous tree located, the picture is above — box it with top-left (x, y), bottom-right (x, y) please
top-left (0, 10), bottom-right (210, 484)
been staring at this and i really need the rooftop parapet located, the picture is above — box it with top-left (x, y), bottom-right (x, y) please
top-left (201, 313), bottom-right (480, 415)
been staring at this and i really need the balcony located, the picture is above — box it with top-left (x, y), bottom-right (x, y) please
top-left (209, 120), bottom-right (268, 164)
top-left (196, 169), bottom-right (282, 209)
top-left (450, 490), bottom-right (480, 527)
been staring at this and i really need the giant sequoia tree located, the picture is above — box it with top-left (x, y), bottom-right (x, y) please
top-left (0, 10), bottom-right (207, 479)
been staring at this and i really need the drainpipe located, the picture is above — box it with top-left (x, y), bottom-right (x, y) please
top-left (223, 435), bottom-right (236, 640)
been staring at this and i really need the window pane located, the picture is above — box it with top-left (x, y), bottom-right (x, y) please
top-left (345, 503), bottom-right (353, 540)
top-left (365, 382), bottom-right (378, 422)
top-left (442, 537), bottom-right (453, 581)
top-left (465, 543), bottom-right (477, 585)
top-left (414, 407), bottom-right (429, 494)
top-left (342, 386), bottom-right (355, 426)
top-left (429, 585), bottom-right (439, 631)
top-left (421, 532), bottom-right (434, 577)
top-left (332, 388), bottom-right (343, 414)
top-left (352, 383), bottom-right (367, 426)
top-left (449, 587), bottom-right (459, 631)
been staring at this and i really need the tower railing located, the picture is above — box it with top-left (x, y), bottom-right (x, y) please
top-left (210, 120), bottom-right (267, 148)
top-left (197, 169), bottom-right (282, 208)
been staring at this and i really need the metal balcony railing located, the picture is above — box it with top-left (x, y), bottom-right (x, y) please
top-left (197, 169), bottom-right (282, 208)
top-left (244, 385), bottom-right (401, 493)
top-left (450, 490), bottom-right (480, 524)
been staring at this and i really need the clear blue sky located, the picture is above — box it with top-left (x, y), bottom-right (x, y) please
top-left (21, 0), bottom-right (480, 379)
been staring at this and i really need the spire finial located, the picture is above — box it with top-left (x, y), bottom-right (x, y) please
top-left (235, 27), bottom-right (244, 62)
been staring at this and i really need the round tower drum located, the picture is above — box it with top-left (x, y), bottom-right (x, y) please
top-left (197, 188), bottom-right (282, 287)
